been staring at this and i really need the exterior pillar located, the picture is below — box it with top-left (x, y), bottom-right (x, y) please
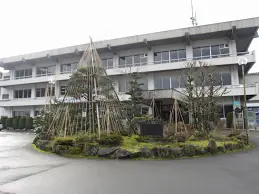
top-left (147, 72), bottom-right (154, 90)
top-left (56, 63), bottom-right (61, 75)
top-left (31, 84), bottom-right (36, 99)
top-left (30, 108), bottom-right (35, 117)
top-left (229, 40), bottom-right (237, 56)
top-left (113, 54), bottom-right (119, 68)
top-left (55, 80), bottom-right (60, 97)
top-left (147, 49), bottom-right (153, 64)
top-left (231, 65), bottom-right (239, 85)
top-left (32, 65), bottom-right (37, 77)
top-left (186, 44), bottom-right (193, 60)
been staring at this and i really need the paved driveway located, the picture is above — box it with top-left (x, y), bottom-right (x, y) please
top-left (0, 131), bottom-right (259, 194)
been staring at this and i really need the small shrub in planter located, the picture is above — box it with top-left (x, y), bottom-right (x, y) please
top-left (19, 117), bottom-right (26, 129)
top-left (96, 134), bottom-right (123, 147)
top-left (6, 118), bottom-right (13, 128)
top-left (12, 117), bottom-right (19, 129)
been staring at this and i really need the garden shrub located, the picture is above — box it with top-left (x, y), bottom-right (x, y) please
top-left (228, 130), bottom-right (241, 137)
top-left (174, 133), bottom-right (188, 142)
top-left (96, 134), bottom-right (123, 146)
top-left (188, 135), bottom-right (197, 141)
top-left (54, 137), bottom-right (74, 146)
top-left (12, 117), bottom-right (19, 129)
top-left (19, 117), bottom-right (26, 129)
top-left (6, 118), bottom-right (13, 128)
top-left (67, 147), bottom-right (82, 155)
top-left (25, 117), bottom-right (33, 129)
top-left (1, 116), bottom-right (8, 129)
top-left (226, 112), bottom-right (233, 128)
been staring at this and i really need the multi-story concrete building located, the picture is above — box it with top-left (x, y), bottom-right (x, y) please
top-left (0, 17), bottom-right (258, 121)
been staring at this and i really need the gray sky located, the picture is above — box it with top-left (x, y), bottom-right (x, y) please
top-left (0, 0), bottom-right (258, 72)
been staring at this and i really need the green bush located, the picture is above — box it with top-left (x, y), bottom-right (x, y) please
top-left (226, 112), bottom-right (233, 128)
top-left (19, 117), bottom-right (26, 129)
top-left (25, 117), bottom-right (33, 129)
top-left (96, 134), bottom-right (123, 147)
top-left (6, 118), bottom-right (13, 128)
top-left (1, 116), bottom-right (8, 129)
top-left (12, 117), bottom-right (19, 129)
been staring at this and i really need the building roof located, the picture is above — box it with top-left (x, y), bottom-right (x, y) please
top-left (1, 17), bottom-right (259, 66)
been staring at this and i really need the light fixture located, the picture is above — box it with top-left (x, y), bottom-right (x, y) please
top-left (238, 57), bottom-right (248, 66)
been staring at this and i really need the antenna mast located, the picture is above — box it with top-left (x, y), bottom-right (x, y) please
top-left (190, 0), bottom-right (198, 26)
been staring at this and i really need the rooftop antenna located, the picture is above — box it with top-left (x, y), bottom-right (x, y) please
top-left (190, 0), bottom-right (198, 26)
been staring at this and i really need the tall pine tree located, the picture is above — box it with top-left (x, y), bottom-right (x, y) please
top-left (125, 72), bottom-right (144, 120)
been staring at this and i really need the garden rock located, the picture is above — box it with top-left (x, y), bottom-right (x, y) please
top-left (224, 143), bottom-right (234, 151)
top-left (113, 149), bottom-right (132, 159)
top-left (237, 135), bottom-right (246, 141)
top-left (98, 147), bottom-right (119, 157)
top-left (236, 141), bottom-right (245, 149)
top-left (131, 152), bottom-right (141, 158)
top-left (171, 148), bottom-right (184, 158)
top-left (217, 146), bottom-right (225, 152)
top-left (54, 145), bottom-right (70, 155)
top-left (139, 147), bottom-right (151, 158)
top-left (208, 139), bottom-right (218, 154)
top-left (36, 140), bottom-right (50, 151)
top-left (183, 144), bottom-right (196, 157)
top-left (83, 143), bottom-right (99, 156)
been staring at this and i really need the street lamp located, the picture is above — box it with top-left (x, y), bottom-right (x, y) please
top-left (238, 57), bottom-right (249, 144)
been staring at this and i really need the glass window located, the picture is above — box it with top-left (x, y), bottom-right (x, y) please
top-left (193, 48), bottom-right (201, 59)
top-left (61, 64), bottom-right (72, 73)
top-left (107, 58), bottom-right (113, 69)
top-left (48, 87), bottom-right (55, 96)
top-left (102, 59), bottom-right (107, 68)
top-left (140, 55), bottom-right (148, 65)
top-left (162, 76), bottom-right (170, 89)
top-left (201, 46), bottom-right (210, 59)
top-left (119, 57), bottom-right (125, 67)
top-left (36, 88), bottom-right (46, 97)
top-left (211, 45), bottom-right (220, 57)
top-left (161, 51), bottom-right (169, 63)
top-left (221, 73), bottom-right (231, 85)
top-left (179, 75), bottom-right (187, 88)
top-left (47, 66), bottom-right (55, 75)
top-left (139, 78), bottom-right (148, 90)
top-left (171, 77), bottom-right (179, 88)
top-left (141, 107), bottom-right (149, 115)
top-left (178, 50), bottom-right (186, 61)
top-left (125, 56), bottom-right (133, 66)
top-left (60, 86), bottom-right (68, 95)
top-left (154, 52), bottom-right (162, 64)
top-left (18, 90), bottom-right (23, 98)
top-left (134, 55), bottom-right (141, 65)
top-left (15, 90), bottom-right (18, 98)
top-left (154, 77), bottom-right (162, 89)
top-left (170, 50), bottom-right (178, 62)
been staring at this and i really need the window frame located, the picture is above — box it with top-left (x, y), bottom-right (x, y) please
top-left (14, 69), bottom-right (32, 79)
top-left (154, 49), bottom-right (186, 64)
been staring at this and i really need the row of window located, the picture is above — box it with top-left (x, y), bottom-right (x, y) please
top-left (154, 72), bottom-right (232, 90)
top-left (14, 64), bottom-right (78, 79)
top-left (193, 44), bottom-right (229, 60)
top-left (36, 88), bottom-right (55, 97)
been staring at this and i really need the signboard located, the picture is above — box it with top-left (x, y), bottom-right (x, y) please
top-left (140, 122), bottom-right (163, 137)
top-left (234, 101), bottom-right (239, 107)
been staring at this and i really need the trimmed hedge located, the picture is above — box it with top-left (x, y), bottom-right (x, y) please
top-left (19, 117), bottom-right (26, 129)
top-left (6, 118), bottom-right (13, 128)
top-left (226, 112), bottom-right (233, 128)
top-left (1, 116), bottom-right (8, 129)
top-left (25, 117), bottom-right (33, 129)
top-left (12, 117), bottom-right (19, 129)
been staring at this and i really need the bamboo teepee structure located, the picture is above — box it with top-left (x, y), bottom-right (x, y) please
top-left (47, 38), bottom-right (127, 138)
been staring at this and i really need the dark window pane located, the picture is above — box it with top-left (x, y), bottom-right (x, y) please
top-left (154, 52), bottom-right (162, 64)
top-left (102, 59), bottom-right (107, 68)
top-left (222, 73), bottom-right (231, 85)
top-left (36, 89), bottom-right (41, 97)
top-left (141, 56), bottom-right (148, 65)
top-left (107, 58), bottom-right (113, 68)
top-left (119, 57), bottom-right (125, 67)
top-left (220, 48), bottom-right (229, 55)
top-left (170, 50), bottom-right (178, 62)
top-left (61, 86), bottom-right (67, 95)
top-left (154, 77), bottom-right (162, 89)
top-left (134, 55), bottom-right (141, 65)
top-left (161, 51), bottom-right (169, 63)
top-left (48, 66), bottom-right (55, 75)
top-left (28, 89), bottom-right (31, 98)
top-left (171, 77), bottom-right (179, 88)
top-left (193, 48), bottom-right (201, 59)
top-left (202, 46), bottom-right (210, 59)
top-left (178, 50), bottom-right (186, 61)
top-left (125, 56), bottom-right (133, 65)
top-left (18, 90), bottom-right (23, 98)
top-left (162, 77), bottom-right (170, 89)
top-left (211, 45), bottom-right (220, 57)
top-left (15, 90), bottom-right (18, 98)
top-left (20, 70), bottom-right (25, 77)
top-left (15, 71), bottom-right (19, 77)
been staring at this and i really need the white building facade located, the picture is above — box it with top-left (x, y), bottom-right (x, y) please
top-left (0, 17), bottom-right (258, 120)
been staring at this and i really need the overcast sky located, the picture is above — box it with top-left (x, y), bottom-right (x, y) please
top-left (0, 0), bottom-right (258, 72)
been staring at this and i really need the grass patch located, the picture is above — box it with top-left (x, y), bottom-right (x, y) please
top-left (32, 144), bottom-right (53, 154)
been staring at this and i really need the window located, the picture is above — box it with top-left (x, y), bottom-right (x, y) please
top-left (2, 94), bottom-right (9, 99)
top-left (193, 44), bottom-right (229, 59)
top-left (14, 89), bottom-right (31, 99)
top-left (154, 77), bottom-right (163, 89)
top-left (119, 54), bottom-right (147, 67)
top-left (101, 58), bottom-right (113, 69)
top-left (162, 76), bottom-right (170, 89)
top-left (171, 77), bottom-right (180, 88)
top-left (155, 76), bottom-right (183, 89)
top-left (61, 64), bottom-right (77, 74)
top-left (47, 87), bottom-right (55, 96)
top-left (139, 78), bottom-right (148, 90)
top-left (60, 86), bottom-right (68, 95)
top-left (3, 76), bottom-right (10, 80)
top-left (141, 107), bottom-right (149, 115)
top-left (221, 72), bottom-right (231, 85)
top-left (13, 111), bottom-right (30, 117)
top-left (36, 88), bottom-right (46, 97)
top-left (15, 69), bottom-right (32, 79)
top-left (118, 81), bottom-right (131, 92)
top-left (154, 49), bottom-right (186, 64)
top-left (37, 66), bottom-right (56, 77)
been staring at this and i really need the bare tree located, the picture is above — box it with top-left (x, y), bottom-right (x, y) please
top-left (181, 61), bottom-right (228, 133)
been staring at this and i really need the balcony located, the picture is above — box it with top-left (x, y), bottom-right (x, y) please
top-left (107, 51), bottom-right (256, 76)
top-left (223, 83), bottom-right (259, 97)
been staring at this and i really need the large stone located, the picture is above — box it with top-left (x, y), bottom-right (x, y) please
top-left (83, 143), bottom-right (99, 156)
top-left (208, 139), bottom-right (218, 154)
top-left (98, 147), bottom-right (119, 157)
top-left (113, 149), bottom-right (132, 159)
top-left (217, 146), bottom-right (225, 152)
top-left (224, 143), bottom-right (234, 151)
top-left (36, 140), bottom-right (51, 151)
top-left (54, 145), bottom-right (70, 155)
top-left (171, 148), bottom-right (184, 158)
top-left (139, 147), bottom-right (151, 158)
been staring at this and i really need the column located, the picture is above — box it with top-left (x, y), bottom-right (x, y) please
top-left (55, 80), bottom-right (60, 97)
top-left (31, 84), bottom-right (36, 99)
top-left (113, 53), bottom-right (119, 68)
top-left (147, 72), bottom-right (154, 90)
top-left (186, 44), bottom-right (193, 60)
top-left (231, 65), bottom-right (239, 85)
top-left (30, 108), bottom-right (35, 118)
top-left (147, 49), bottom-right (153, 64)
top-left (56, 63), bottom-right (61, 75)
top-left (229, 40), bottom-right (237, 56)
top-left (32, 65), bottom-right (37, 77)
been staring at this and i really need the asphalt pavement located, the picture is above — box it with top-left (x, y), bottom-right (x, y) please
top-left (0, 131), bottom-right (259, 194)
